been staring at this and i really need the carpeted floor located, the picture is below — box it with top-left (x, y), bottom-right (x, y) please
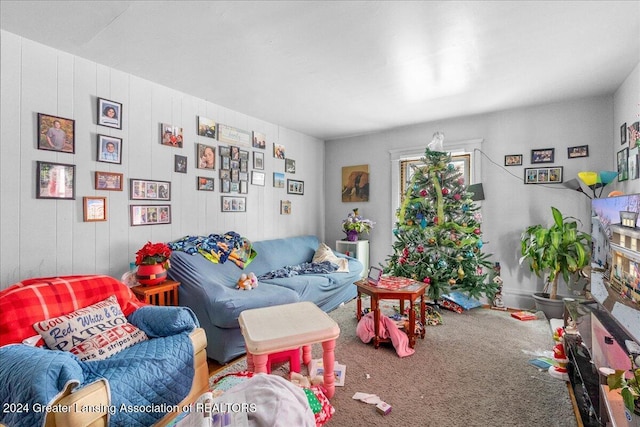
top-left (211, 298), bottom-right (577, 427)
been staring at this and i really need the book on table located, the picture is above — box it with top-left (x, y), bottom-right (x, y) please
top-left (510, 311), bottom-right (537, 321)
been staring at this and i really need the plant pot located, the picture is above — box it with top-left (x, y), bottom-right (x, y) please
top-left (136, 264), bottom-right (167, 286)
top-left (346, 230), bottom-right (359, 242)
top-left (532, 292), bottom-right (567, 319)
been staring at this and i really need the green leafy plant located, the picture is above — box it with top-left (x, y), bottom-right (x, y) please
top-left (342, 208), bottom-right (375, 234)
top-left (519, 206), bottom-right (591, 300)
top-left (607, 355), bottom-right (640, 414)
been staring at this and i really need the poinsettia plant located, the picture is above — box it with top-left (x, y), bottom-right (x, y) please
top-left (135, 241), bottom-right (172, 269)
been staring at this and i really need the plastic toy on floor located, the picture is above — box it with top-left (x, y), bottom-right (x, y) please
top-left (290, 371), bottom-right (324, 388)
top-left (236, 272), bottom-right (258, 290)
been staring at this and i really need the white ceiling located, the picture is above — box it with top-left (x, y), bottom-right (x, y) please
top-left (1, 1), bottom-right (639, 141)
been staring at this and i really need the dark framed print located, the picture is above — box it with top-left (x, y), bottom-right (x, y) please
top-left (36, 161), bottom-right (75, 199)
top-left (197, 176), bottom-right (215, 191)
top-left (174, 155), bottom-right (187, 173)
top-left (130, 179), bottom-right (171, 201)
top-left (197, 116), bottom-right (216, 139)
top-left (221, 196), bottom-right (246, 212)
top-left (97, 135), bottom-right (122, 164)
top-left (97, 98), bottom-right (122, 129)
top-left (37, 113), bottom-right (75, 153)
top-left (567, 145), bottom-right (589, 159)
top-left (630, 147), bottom-right (639, 180)
top-left (197, 143), bottom-right (216, 170)
top-left (504, 154), bottom-right (522, 166)
top-left (617, 148), bottom-right (629, 181)
top-left (531, 148), bottom-right (554, 164)
top-left (95, 171), bottom-right (123, 191)
top-left (273, 172), bottom-right (285, 188)
top-left (621, 122), bottom-right (628, 145)
top-left (252, 131), bottom-right (266, 149)
top-left (253, 151), bottom-right (264, 170)
top-left (130, 205), bottom-right (171, 226)
top-left (83, 197), bottom-right (106, 222)
top-left (287, 179), bottom-right (304, 195)
top-left (219, 145), bottom-right (231, 158)
top-left (161, 123), bottom-right (183, 148)
top-left (524, 166), bottom-right (563, 184)
top-left (251, 171), bottom-right (265, 186)
top-left (285, 158), bottom-right (296, 173)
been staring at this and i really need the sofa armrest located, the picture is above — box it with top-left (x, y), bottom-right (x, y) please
top-left (48, 380), bottom-right (109, 427)
top-left (127, 305), bottom-right (199, 337)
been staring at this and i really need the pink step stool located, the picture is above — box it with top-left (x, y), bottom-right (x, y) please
top-left (266, 347), bottom-right (301, 374)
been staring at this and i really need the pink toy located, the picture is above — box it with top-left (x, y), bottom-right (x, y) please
top-left (236, 272), bottom-right (258, 290)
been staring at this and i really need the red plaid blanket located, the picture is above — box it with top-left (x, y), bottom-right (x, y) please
top-left (0, 275), bottom-right (146, 346)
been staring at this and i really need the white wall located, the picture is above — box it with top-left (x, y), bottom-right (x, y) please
top-left (0, 30), bottom-right (325, 288)
top-left (613, 62), bottom-right (640, 196)
top-left (325, 94), bottom-right (623, 309)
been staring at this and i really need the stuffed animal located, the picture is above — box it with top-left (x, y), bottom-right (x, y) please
top-left (236, 272), bottom-right (258, 290)
top-left (290, 372), bottom-right (324, 388)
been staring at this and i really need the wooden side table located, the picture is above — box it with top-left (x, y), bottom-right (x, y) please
top-left (131, 279), bottom-right (180, 306)
top-left (354, 279), bottom-right (427, 349)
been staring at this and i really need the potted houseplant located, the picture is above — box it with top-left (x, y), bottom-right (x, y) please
top-left (342, 208), bottom-right (374, 241)
top-left (607, 355), bottom-right (640, 421)
top-left (519, 206), bottom-right (591, 318)
top-left (135, 241), bottom-right (171, 286)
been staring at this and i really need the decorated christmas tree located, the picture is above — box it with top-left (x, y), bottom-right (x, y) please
top-left (384, 133), bottom-right (497, 302)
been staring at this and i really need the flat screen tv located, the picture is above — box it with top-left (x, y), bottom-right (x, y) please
top-left (590, 193), bottom-right (640, 343)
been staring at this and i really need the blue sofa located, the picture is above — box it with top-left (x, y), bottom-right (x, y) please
top-left (168, 235), bottom-right (362, 363)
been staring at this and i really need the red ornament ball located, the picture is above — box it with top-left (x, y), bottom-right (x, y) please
top-left (442, 188), bottom-right (449, 195)
top-left (453, 194), bottom-right (461, 201)
top-left (423, 277), bottom-right (431, 284)
top-left (419, 189), bottom-right (427, 197)
top-left (474, 228), bottom-right (481, 235)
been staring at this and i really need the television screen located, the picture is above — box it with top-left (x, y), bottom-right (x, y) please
top-left (590, 194), bottom-right (640, 343)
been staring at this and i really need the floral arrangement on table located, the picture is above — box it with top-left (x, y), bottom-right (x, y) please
top-left (135, 241), bottom-right (172, 269)
top-left (342, 208), bottom-right (374, 240)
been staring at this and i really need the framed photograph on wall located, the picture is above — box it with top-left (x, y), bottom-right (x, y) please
top-left (287, 179), bottom-right (304, 195)
top-left (273, 172), bottom-right (285, 188)
top-left (617, 147), bottom-right (629, 181)
top-left (175, 155), bottom-right (187, 173)
top-left (37, 113), bottom-right (75, 153)
top-left (197, 143), bottom-right (216, 170)
top-left (36, 161), bottom-right (75, 199)
top-left (621, 122), bottom-right (628, 145)
top-left (97, 135), bottom-right (122, 164)
top-left (342, 164), bottom-right (369, 202)
top-left (273, 143), bottom-right (285, 159)
top-left (130, 205), bottom-right (171, 226)
top-left (197, 176), bottom-right (215, 191)
top-left (567, 145), bottom-right (589, 159)
top-left (197, 116), bottom-right (216, 139)
top-left (253, 131), bottom-right (266, 149)
top-left (161, 123), bottom-right (183, 148)
top-left (221, 196), bottom-right (246, 212)
top-left (504, 154), bottom-right (522, 166)
top-left (83, 197), bottom-right (106, 222)
top-left (280, 200), bottom-right (291, 215)
top-left (531, 148), bottom-right (554, 164)
top-left (285, 158), bottom-right (296, 173)
top-left (253, 151), bottom-right (264, 170)
top-left (95, 171), bottom-right (123, 191)
top-left (97, 98), bottom-right (122, 129)
top-left (130, 179), bottom-right (171, 201)
top-left (524, 166), bottom-right (563, 184)
top-left (629, 147), bottom-right (639, 180)
top-left (251, 171), bottom-right (265, 186)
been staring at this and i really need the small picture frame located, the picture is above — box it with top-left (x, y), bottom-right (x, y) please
top-left (621, 122), bottom-right (628, 145)
top-left (273, 143), bottom-right (285, 159)
top-left (197, 116), bottom-right (216, 139)
top-left (273, 172), bottom-right (285, 188)
top-left (280, 200), bottom-right (291, 215)
top-left (253, 131), bottom-right (266, 149)
top-left (36, 161), bottom-right (76, 199)
top-left (617, 148), bottom-right (629, 182)
top-left (197, 143), bottom-right (216, 170)
top-left (83, 197), bottom-right (107, 222)
top-left (197, 176), bottom-right (215, 191)
top-left (504, 154), bottom-right (522, 166)
top-left (37, 113), bottom-right (75, 153)
top-left (253, 151), bottom-right (264, 170)
top-left (174, 155), bottom-right (187, 173)
top-left (567, 145), bottom-right (589, 159)
top-left (130, 205), bottom-right (171, 226)
top-left (219, 146), bottom-right (231, 158)
top-left (130, 179), bottom-right (171, 201)
top-left (97, 98), bottom-right (122, 129)
top-left (287, 179), bottom-right (304, 195)
top-left (285, 158), bottom-right (296, 173)
top-left (531, 148), bottom-right (554, 164)
top-left (161, 123), bottom-right (183, 148)
top-left (524, 166), bottom-right (563, 184)
top-left (221, 196), bottom-right (246, 212)
top-left (240, 180), bottom-right (248, 194)
top-left (221, 179), bottom-right (230, 193)
top-left (97, 135), bottom-right (123, 164)
top-left (251, 171), bottom-right (265, 186)
top-left (95, 171), bottom-right (123, 191)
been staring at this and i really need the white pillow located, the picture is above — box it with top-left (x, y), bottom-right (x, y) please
top-left (32, 295), bottom-right (148, 361)
top-left (313, 243), bottom-right (349, 273)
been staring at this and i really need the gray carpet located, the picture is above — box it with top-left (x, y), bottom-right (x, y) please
top-left (212, 299), bottom-right (577, 427)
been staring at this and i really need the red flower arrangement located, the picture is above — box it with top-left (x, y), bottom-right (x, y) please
top-left (135, 241), bottom-right (172, 269)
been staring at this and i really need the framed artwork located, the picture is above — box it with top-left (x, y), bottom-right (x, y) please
top-left (251, 171), bottom-right (265, 186)
top-left (567, 145), bottom-right (589, 159)
top-left (287, 179), bottom-right (304, 195)
top-left (97, 135), bottom-right (122, 164)
top-left (629, 122), bottom-right (640, 149)
top-left (240, 159), bottom-right (248, 173)
top-left (37, 113), bottom-right (75, 153)
top-left (36, 161), bottom-right (75, 199)
top-left (220, 179), bottom-right (230, 193)
top-left (531, 148), bottom-right (554, 164)
top-left (197, 176), bottom-right (215, 191)
top-left (217, 123), bottom-right (251, 146)
top-left (174, 155), bottom-right (187, 173)
top-left (524, 166), bottom-right (563, 184)
top-left (617, 148), bottom-right (629, 182)
top-left (342, 164), bottom-right (369, 202)
top-left (197, 143), bottom-right (216, 170)
top-left (239, 171), bottom-right (248, 181)
top-left (83, 197), bottom-right (106, 222)
top-left (197, 116), bottom-right (216, 139)
top-left (130, 179), bottom-right (171, 201)
top-left (629, 147), bottom-right (639, 180)
top-left (504, 154), bottom-right (522, 166)
top-left (280, 200), bottom-right (291, 215)
top-left (273, 143), bottom-right (285, 159)
top-left (221, 156), bottom-right (231, 170)
top-left (273, 172), bottom-right (285, 188)
top-left (220, 169), bottom-right (231, 180)
top-left (161, 123), bottom-right (183, 148)
top-left (95, 171), bottom-right (123, 191)
top-left (130, 205), bottom-right (171, 226)
top-left (253, 151), bottom-right (264, 170)
top-left (621, 122), bottom-right (628, 145)
top-left (219, 145), bottom-right (231, 157)
top-left (253, 131), bottom-right (266, 149)
top-left (97, 98), bottom-right (122, 129)
top-left (285, 158), bottom-right (296, 173)
top-left (230, 182), bottom-right (240, 192)
top-left (240, 181), bottom-right (248, 194)
top-left (221, 196), bottom-right (246, 212)
top-left (239, 150), bottom-right (249, 161)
